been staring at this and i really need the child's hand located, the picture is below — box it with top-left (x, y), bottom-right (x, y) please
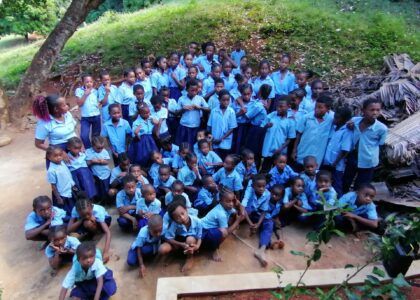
top-left (50, 243), bottom-right (60, 252)
top-left (84, 88), bottom-right (92, 96)
top-left (139, 264), bottom-right (146, 278)
top-left (135, 124), bottom-right (142, 135)
top-left (151, 118), bottom-right (159, 125)
top-left (297, 200), bottom-right (303, 207)
top-left (118, 207), bottom-right (129, 214)
top-left (171, 72), bottom-right (178, 81)
top-left (319, 187), bottom-right (330, 193)
top-left (105, 85), bottom-right (111, 94)
top-left (183, 105), bottom-right (194, 111)
top-left (266, 122), bottom-right (273, 128)
top-left (145, 212), bottom-right (153, 219)
top-left (132, 219), bottom-right (138, 231)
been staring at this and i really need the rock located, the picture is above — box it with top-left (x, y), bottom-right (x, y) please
top-left (0, 135), bottom-right (12, 147)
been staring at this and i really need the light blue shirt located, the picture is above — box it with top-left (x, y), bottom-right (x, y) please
top-left (194, 188), bottom-right (219, 207)
top-left (116, 189), bottom-right (140, 215)
top-left (75, 87), bottom-right (100, 117)
top-left (135, 78), bottom-right (153, 102)
top-left (24, 206), bottom-right (66, 231)
top-left (208, 94), bottom-right (221, 110)
top-left (338, 192), bottom-right (378, 220)
top-left (231, 49), bottom-right (246, 66)
top-left (45, 236), bottom-right (80, 258)
top-left (268, 165), bottom-right (298, 188)
top-left (97, 84), bottom-right (121, 121)
top-left (101, 118), bottom-right (132, 154)
top-left (154, 175), bottom-right (176, 189)
top-left (130, 225), bottom-right (162, 252)
top-left (352, 117), bottom-right (387, 168)
top-left (196, 55), bottom-right (219, 76)
top-left (252, 76), bottom-right (275, 98)
top-left (85, 148), bottom-right (111, 180)
top-left (300, 172), bottom-right (317, 200)
top-left (261, 112), bottom-right (296, 157)
top-left (201, 204), bottom-right (236, 229)
top-left (265, 200), bottom-right (282, 219)
top-left (287, 108), bottom-right (307, 129)
top-left (168, 65), bottom-right (187, 88)
top-left (177, 95), bottom-right (208, 128)
top-left (135, 176), bottom-right (150, 191)
top-left (118, 82), bottom-right (136, 105)
top-left (165, 215), bottom-right (203, 240)
top-left (161, 144), bottom-right (179, 161)
top-left (164, 192), bottom-right (191, 207)
top-left (62, 258), bottom-right (107, 289)
top-left (293, 84), bottom-right (312, 100)
top-left (242, 187), bottom-right (270, 214)
top-left (136, 198), bottom-right (161, 215)
top-left (110, 166), bottom-right (124, 183)
top-left (235, 161), bottom-right (257, 181)
top-left (131, 116), bottom-right (155, 136)
top-left (221, 73), bottom-right (236, 91)
top-left (310, 187), bottom-right (337, 207)
top-left (71, 204), bottom-right (109, 223)
top-left (202, 77), bottom-right (215, 97)
top-left (323, 125), bottom-right (353, 171)
top-left (177, 165), bottom-right (198, 186)
top-left (129, 99), bottom-right (153, 117)
top-left (232, 100), bottom-right (252, 124)
top-left (164, 97), bottom-right (178, 117)
top-left (151, 70), bottom-right (169, 92)
top-left (35, 112), bottom-right (76, 145)
top-left (208, 106), bottom-right (238, 149)
top-left (271, 70), bottom-right (296, 96)
top-left (300, 97), bottom-right (317, 114)
top-left (296, 113), bottom-right (333, 165)
top-left (66, 152), bottom-right (88, 171)
top-left (151, 107), bottom-right (169, 135)
top-left (245, 100), bottom-right (267, 126)
top-left (197, 150), bottom-right (222, 174)
top-left (283, 187), bottom-right (312, 210)
top-left (213, 168), bottom-right (243, 191)
top-left (47, 161), bottom-right (75, 198)
top-left (171, 154), bottom-right (186, 169)
top-left (230, 87), bottom-right (241, 101)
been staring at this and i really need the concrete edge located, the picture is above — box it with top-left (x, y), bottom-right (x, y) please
top-left (156, 260), bottom-right (420, 300)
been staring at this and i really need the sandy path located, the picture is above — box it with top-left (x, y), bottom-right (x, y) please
top-left (0, 130), bottom-right (372, 300)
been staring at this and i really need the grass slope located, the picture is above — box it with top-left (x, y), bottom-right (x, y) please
top-left (0, 0), bottom-right (419, 89)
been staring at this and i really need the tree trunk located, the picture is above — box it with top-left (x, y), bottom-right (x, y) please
top-left (9, 0), bottom-right (104, 127)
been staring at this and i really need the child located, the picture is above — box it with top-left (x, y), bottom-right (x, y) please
top-left (176, 79), bottom-right (210, 146)
top-left (140, 57), bottom-right (153, 77)
top-left (343, 99), bottom-right (387, 193)
top-left (160, 135), bottom-right (179, 164)
top-left (108, 153), bottom-right (130, 197)
top-left (230, 73), bottom-right (246, 101)
top-left (45, 225), bottom-right (80, 269)
top-left (47, 145), bottom-right (76, 215)
top-left (194, 175), bottom-right (219, 217)
top-left (271, 53), bottom-right (296, 99)
top-left (221, 59), bottom-right (236, 92)
top-left (266, 184), bottom-right (285, 247)
top-left (230, 41), bottom-right (246, 67)
top-left (151, 56), bottom-right (169, 95)
top-left (118, 68), bottom-right (137, 121)
top-left (292, 95), bottom-right (334, 168)
top-left (129, 164), bottom-right (150, 191)
top-left (232, 83), bottom-right (253, 154)
top-left (197, 139), bottom-right (223, 175)
top-left (151, 95), bottom-right (169, 138)
top-left (202, 63), bottom-right (222, 101)
top-left (159, 87), bottom-right (179, 138)
top-left (67, 198), bottom-right (112, 262)
top-left (177, 153), bottom-right (201, 198)
top-left (165, 180), bottom-right (193, 208)
top-left (196, 41), bottom-right (219, 76)
top-left (127, 214), bottom-right (164, 277)
top-left (207, 78), bottom-right (225, 110)
top-left (282, 177), bottom-right (312, 224)
top-left (180, 41), bottom-right (199, 67)
top-left (261, 97), bottom-right (296, 171)
top-left (116, 175), bottom-right (141, 232)
top-left (148, 150), bottom-right (166, 184)
top-left (129, 104), bottom-right (159, 167)
top-left (309, 170), bottom-right (337, 211)
top-left (171, 142), bottom-right (190, 175)
top-left (129, 85), bottom-right (153, 123)
top-left (98, 70), bottom-right (121, 122)
top-left (213, 155), bottom-right (243, 199)
top-left (154, 164), bottom-right (176, 196)
top-left (241, 174), bottom-right (272, 267)
top-left (208, 89), bottom-right (238, 160)
top-left (86, 136), bottom-right (111, 203)
top-left (201, 187), bottom-right (244, 261)
top-left (25, 196), bottom-right (67, 241)
top-left (160, 200), bottom-right (203, 273)
top-left (336, 183), bottom-right (379, 232)
top-left (251, 60), bottom-right (275, 100)
top-left (135, 66), bottom-right (153, 102)
top-left (75, 74), bottom-right (101, 149)
top-left (323, 107), bottom-right (353, 197)
top-left (294, 70), bottom-right (313, 100)
top-left (66, 137), bottom-right (97, 200)
top-left (193, 129), bottom-right (212, 155)
top-left (288, 88), bottom-right (307, 122)
top-left (268, 154), bottom-right (298, 188)
top-left (167, 51), bottom-right (186, 100)
top-left (300, 79), bottom-right (323, 114)
top-left (101, 103), bottom-right (132, 163)
top-left (59, 242), bottom-right (117, 300)
top-left (136, 184), bottom-right (162, 228)
top-left (300, 155), bottom-right (318, 199)
top-left (235, 148), bottom-right (257, 186)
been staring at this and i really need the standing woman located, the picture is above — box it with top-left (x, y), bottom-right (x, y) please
top-left (33, 94), bottom-right (77, 167)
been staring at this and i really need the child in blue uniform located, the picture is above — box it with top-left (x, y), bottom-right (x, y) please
top-left (194, 175), bottom-right (219, 217)
top-left (129, 85), bottom-right (153, 123)
top-left (98, 70), bottom-right (121, 122)
top-left (109, 154), bottom-right (130, 197)
top-left (59, 242), bottom-right (116, 300)
top-left (136, 184), bottom-right (162, 229)
top-left (232, 83), bottom-right (253, 153)
top-left (300, 155), bottom-right (318, 199)
top-left (266, 184), bottom-right (285, 248)
top-left (151, 56), bottom-right (169, 95)
top-left (167, 51), bottom-right (186, 100)
top-left (75, 74), bottom-right (101, 149)
top-left (86, 136), bottom-right (111, 203)
top-left (230, 41), bottom-right (246, 66)
top-left (127, 214), bottom-right (163, 278)
top-left (271, 54), bottom-right (296, 104)
top-left (159, 87), bottom-right (179, 138)
top-left (164, 180), bottom-right (192, 208)
top-left (171, 142), bottom-right (190, 175)
top-left (160, 136), bottom-right (179, 164)
top-left (177, 153), bottom-right (202, 199)
top-left (47, 145), bottom-right (76, 215)
top-left (116, 175), bottom-right (141, 232)
top-left (180, 41), bottom-right (199, 67)
top-left (141, 58), bottom-right (153, 77)
top-left (309, 170), bottom-right (337, 212)
top-left (235, 148), bottom-right (257, 187)
top-left (294, 70), bottom-right (313, 100)
top-left (196, 41), bottom-right (219, 76)
top-left (268, 154), bottom-right (298, 188)
top-left (154, 164), bottom-right (176, 198)
top-left (151, 95), bottom-right (169, 138)
top-left (129, 164), bottom-right (150, 191)
top-left (207, 78), bottom-right (225, 110)
top-left (135, 66), bottom-right (153, 102)
top-left (46, 225), bottom-right (80, 269)
top-left (343, 99), bottom-right (388, 193)
top-left (149, 150), bottom-right (169, 185)
top-left (118, 68), bottom-right (137, 121)
top-left (66, 137), bottom-right (97, 200)
top-left (281, 177), bottom-right (312, 224)
top-left (67, 198), bottom-right (112, 263)
top-left (251, 60), bottom-right (275, 101)
top-left (221, 60), bottom-right (236, 92)
top-left (213, 155), bottom-right (243, 199)
top-left (202, 63), bottom-right (222, 100)
top-left (196, 139), bottom-right (223, 175)
top-left (25, 196), bottom-right (67, 241)
top-left (300, 79), bottom-right (323, 114)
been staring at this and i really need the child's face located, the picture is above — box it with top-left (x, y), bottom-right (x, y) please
top-left (292, 180), bottom-right (305, 195)
top-left (221, 193), bottom-right (235, 210)
top-left (223, 62), bottom-right (233, 75)
top-left (218, 49), bottom-right (226, 59)
top-left (35, 201), bottom-right (52, 219)
top-left (187, 157), bottom-right (198, 169)
top-left (179, 148), bottom-right (189, 159)
top-left (245, 153), bottom-right (255, 166)
top-left (199, 142), bottom-right (210, 155)
top-left (172, 184), bottom-right (184, 196)
top-left (126, 72), bottom-right (136, 85)
top-left (316, 176), bottom-right (331, 191)
top-left (135, 89), bottom-right (145, 101)
top-left (124, 181), bottom-right (136, 197)
top-left (161, 90), bottom-right (170, 101)
top-left (271, 188), bottom-right (284, 203)
top-left (205, 45), bottom-right (215, 58)
top-left (204, 177), bottom-right (217, 191)
top-left (139, 107), bottom-right (150, 120)
top-left (197, 82), bottom-right (203, 93)
top-left (357, 187), bottom-right (376, 205)
top-left (275, 155), bottom-right (287, 171)
top-left (78, 207), bottom-right (93, 220)
top-left (169, 55), bottom-right (179, 68)
top-left (279, 57), bottom-right (290, 71)
top-left (315, 103), bottom-right (329, 118)
top-left (212, 66), bottom-right (222, 79)
top-left (241, 88), bottom-right (252, 102)
top-left (188, 44), bottom-right (198, 55)
top-left (159, 168), bottom-right (170, 182)
top-left (220, 95), bottom-right (230, 109)
top-left (110, 107), bottom-right (122, 122)
top-left (312, 82), bottom-right (323, 98)
top-left (259, 63), bottom-right (270, 77)
top-left (119, 160), bottom-right (130, 171)
top-left (234, 42), bottom-right (242, 51)
top-left (68, 144), bottom-right (82, 156)
top-left (277, 101), bottom-right (288, 115)
top-left (130, 166), bottom-right (142, 180)
top-left (240, 56), bottom-right (248, 67)
top-left (158, 58), bottom-right (167, 70)
top-left (289, 94), bottom-right (300, 109)
top-left (51, 231), bottom-right (66, 248)
top-left (223, 157), bottom-right (235, 171)
top-left (48, 149), bottom-right (64, 164)
top-left (215, 82), bottom-right (224, 93)
top-left (363, 103), bottom-right (381, 122)
top-left (149, 223), bottom-right (163, 237)
top-left (152, 152), bottom-right (163, 164)
top-left (83, 76), bottom-right (94, 89)
top-left (92, 143), bottom-right (104, 153)
top-left (244, 67), bottom-right (252, 79)
top-left (135, 68), bottom-right (146, 81)
top-left (101, 75), bottom-right (111, 86)
top-left (172, 206), bottom-right (189, 225)
top-left (188, 67), bottom-right (197, 79)
top-left (142, 63), bottom-right (152, 76)
top-left (197, 131), bottom-right (206, 141)
top-left (78, 250), bottom-right (96, 269)
top-left (297, 73), bottom-right (307, 87)
top-left (187, 85), bottom-right (199, 98)
top-left (143, 189), bottom-right (156, 202)
top-left (253, 179), bottom-right (266, 196)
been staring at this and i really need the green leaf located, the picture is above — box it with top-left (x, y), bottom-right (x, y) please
top-left (366, 275), bottom-right (381, 285)
top-left (270, 291), bottom-right (283, 299)
top-left (306, 231), bottom-right (319, 242)
top-left (392, 274), bottom-right (410, 288)
top-left (290, 250), bottom-right (306, 257)
top-left (313, 248), bottom-right (322, 261)
top-left (332, 229), bottom-right (345, 237)
top-left (372, 266), bottom-right (386, 278)
top-left (345, 264), bottom-right (355, 269)
top-left (344, 288), bottom-right (360, 300)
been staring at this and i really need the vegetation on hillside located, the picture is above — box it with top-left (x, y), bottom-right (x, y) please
top-left (0, 0), bottom-right (419, 90)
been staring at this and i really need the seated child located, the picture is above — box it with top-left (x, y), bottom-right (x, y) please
top-left (45, 225), bottom-right (80, 269)
top-left (163, 195), bottom-right (198, 233)
top-left (151, 95), bottom-right (169, 138)
top-left (196, 139), bottom-right (223, 175)
top-left (336, 183), bottom-right (378, 232)
top-left (266, 184), bottom-right (285, 248)
top-left (129, 164), bottom-right (150, 191)
top-left (235, 148), bottom-right (257, 186)
top-left (300, 155), bottom-right (318, 200)
top-left (200, 188), bottom-right (244, 261)
top-left (160, 136), bottom-right (179, 164)
top-left (177, 152), bottom-right (202, 198)
top-left (282, 177), bottom-right (312, 224)
top-left (59, 242), bottom-right (117, 300)
top-left (136, 184), bottom-right (162, 228)
top-left (47, 145), bottom-right (76, 215)
top-left (165, 180), bottom-right (193, 208)
top-left (66, 137), bottom-right (97, 200)
top-left (194, 175), bottom-right (219, 217)
top-left (213, 154), bottom-right (243, 199)
top-left (159, 201), bottom-right (203, 273)
top-left (159, 87), bottom-right (179, 138)
top-left (193, 129), bottom-right (212, 155)
top-left (116, 175), bottom-right (141, 232)
top-left (109, 153), bottom-right (130, 197)
top-left (149, 150), bottom-right (170, 185)
top-left (25, 196), bottom-right (67, 241)
top-left (268, 153), bottom-right (298, 188)
top-left (127, 214), bottom-right (163, 278)
top-left (171, 142), bottom-right (190, 175)
top-left (67, 197), bottom-right (112, 263)
top-left (309, 170), bottom-right (338, 211)
top-left (154, 164), bottom-right (176, 198)
top-left (241, 174), bottom-right (272, 267)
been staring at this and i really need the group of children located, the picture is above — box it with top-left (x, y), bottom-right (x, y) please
top-left (25, 40), bottom-right (388, 299)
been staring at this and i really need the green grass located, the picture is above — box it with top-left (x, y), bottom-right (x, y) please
top-left (0, 0), bottom-right (419, 89)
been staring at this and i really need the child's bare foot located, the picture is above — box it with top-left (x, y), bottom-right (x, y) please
top-left (254, 249), bottom-right (268, 267)
top-left (181, 257), bottom-right (194, 274)
top-left (212, 249), bottom-right (222, 262)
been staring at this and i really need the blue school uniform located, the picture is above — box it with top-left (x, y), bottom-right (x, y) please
top-left (109, 166), bottom-right (125, 184)
top-left (71, 204), bottom-right (110, 223)
top-left (129, 116), bottom-right (158, 167)
top-left (48, 161), bottom-right (75, 213)
top-left (129, 99), bottom-right (153, 119)
top-left (97, 84), bottom-right (121, 122)
top-left (231, 49), bottom-right (246, 66)
top-left (283, 187), bottom-right (312, 210)
top-left (268, 165), bottom-right (298, 188)
top-left (118, 81), bottom-right (136, 120)
top-left (300, 97), bottom-right (317, 114)
top-left (171, 154), bottom-right (186, 170)
top-left (177, 165), bottom-right (198, 186)
top-left (148, 159), bottom-right (170, 184)
top-left (165, 192), bottom-right (192, 207)
top-left (300, 172), bottom-right (317, 200)
top-left (245, 100), bottom-right (267, 125)
top-left (208, 106), bottom-right (238, 150)
top-left (235, 161), bottom-right (257, 182)
top-left (151, 70), bottom-right (170, 92)
top-left (85, 148), bottom-right (111, 180)
top-left (101, 118), bottom-right (132, 154)
top-left (168, 65), bottom-right (187, 100)
top-left (202, 77), bottom-right (215, 97)
top-left (66, 152), bottom-right (97, 199)
top-left (207, 94), bottom-right (220, 110)
top-left (135, 176), bottom-right (150, 192)
top-left (75, 87), bottom-right (100, 117)
top-left (161, 144), bottom-right (179, 163)
top-left (135, 78), bottom-right (153, 102)
top-left (261, 112), bottom-right (296, 157)
top-left (252, 76), bottom-right (275, 98)
top-left (231, 99), bottom-right (252, 153)
top-left (45, 236), bottom-right (80, 259)
top-left (221, 73), bottom-right (236, 91)
top-left (127, 226), bottom-right (162, 266)
top-left (338, 192), bottom-right (378, 220)
top-left (180, 54), bottom-right (199, 67)
top-left (271, 70), bottom-right (296, 97)
top-left (266, 200), bottom-right (282, 220)
top-left (296, 112), bottom-right (333, 165)
top-left (245, 100), bottom-right (267, 156)
top-left (230, 87), bottom-right (241, 101)
top-left (154, 175), bottom-right (176, 189)
top-left (213, 168), bottom-right (243, 192)
top-left (194, 188), bottom-right (219, 210)
top-left (24, 206), bottom-right (66, 231)
top-left (287, 108), bottom-right (307, 128)
top-left (164, 215), bottom-right (203, 240)
top-left (197, 150), bottom-right (222, 174)
top-left (116, 190), bottom-right (140, 211)
top-left (35, 112), bottom-right (76, 145)
top-left (151, 107), bottom-right (169, 136)
top-left (136, 198), bottom-right (161, 215)
top-left (196, 55), bottom-right (219, 76)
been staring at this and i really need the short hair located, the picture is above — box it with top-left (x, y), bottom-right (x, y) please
top-left (303, 155), bottom-right (317, 166)
top-left (298, 69), bottom-right (314, 79)
top-left (81, 74), bottom-right (92, 81)
top-left (32, 195), bottom-right (52, 209)
top-left (167, 199), bottom-right (187, 219)
top-left (171, 180), bottom-right (184, 189)
top-left (118, 152), bottom-right (130, 164)
top-left (357, 183), bottom-right (376, 192)
top-left (48, 225), bottom-right (67, 240)
top-left (123, 68), bottom-right (135, 77)
top-left (201, 174), bottom-right (213, 185)
top-left (108, 103), bottom-right (120, 114)
top-left (198, 139), bottom-right (210, 149)
top-left (316, 170), bottom-right (332, 181)
top-left (239, 83), bottom-right (253, 94)
top-left (148, 214), bottom-right (163, 228)
top-left (123, 174), bottom-right (136, 186)
top-left (220, 186), bottom-right (234, 199)
top-left (91, 136), bottom-right (106, 147)
top-left (289, 176), bottom-right (304, 187)
top-left (129, 164), bottom-right (142, 172)
top-left (218, 89), bottom-right (230, 99)
top-left (99, 70), bottom-right (110, 79)
top-left (214, 78), bottom-right (224, 85)
top-left (211, 63), bottom-right (222, 71)
top-left (185, 152), bottom-right (197, 163)
top-left (179, 142), bottom-right (190, 152)
top-left (335, 107), bottom-right (352, 122)
top-left (141, 184), bottom-right (155, 194)
top-left (258, 84), bottom-right (272, 99)
top-left (362, 98), bottom-right (382, 109)
top-left (311, 79), bottom-right (323, 89)
top-left (290, 88), bottom-right (307, 99)
top-left (316, 94), bottom-right (333, 109)
top-left (241, 148), bottom-right (254, 159)
top-left (140, 58), bottom-right (151, 68)
top-left (151, 95), bottom-right (163, 106)
top-left (270, 183), bottom-right (285, 194)
top-left (133, 84), bottom-right (144, 94)
top-left (159, 164), bottom-right (171, 173)
top-left (259, 59), bottom-right (270, 69)
top-left (280, 53), bottom-right (291, 62)
top-left (67, 136), bottom-right (83, 148)
top-left (159, 86), bottom-right (170, 95)
top-left (252, 173), bottom-right (268, 185)
top-left (186, 79), bottom-right (199, 90)
top-left (46, 145), bottom-right (63, 159)
top-left (75, 197), bottom-right (93, 212)
top-left (76, 241), bottom-right (96, 258)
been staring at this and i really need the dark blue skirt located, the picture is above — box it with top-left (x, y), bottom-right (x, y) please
top-left (245, 125), bottom-right (265, 157)
top-left (175, 125), bottom-right (198, 148)
top-left (94, 176), bottom-right (110, 200)
top-left (232, 123), bottom-right (250, 154)
top-left (71, 167), bottom-right (97, 199)
top-left (128, 134), bottom-right (158, 168)
top-left (70, 269), bottom-right (117, 300)
top-left (167, 116), bottom-right (179, 139)
top-left (170, 87), bottom-right (182, 101)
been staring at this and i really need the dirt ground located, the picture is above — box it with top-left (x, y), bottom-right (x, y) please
top-left (0, 129), bottom-right (374, 300)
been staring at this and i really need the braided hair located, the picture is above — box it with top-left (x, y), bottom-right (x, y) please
top-left (32, 94), bottom-right (62, 121)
